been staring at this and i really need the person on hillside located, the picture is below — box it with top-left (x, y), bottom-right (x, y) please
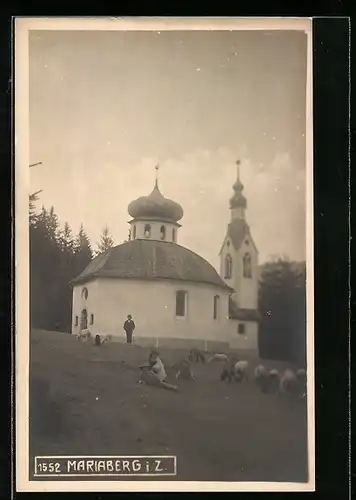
top-left (123, 314), bottom-right (135, 344)
top-left (149, 350), bottom-right (167, 383)
top-left (139, 350), bottom-right (177, 391)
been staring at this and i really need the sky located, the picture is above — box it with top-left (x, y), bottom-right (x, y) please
top-left (29, 28), bottom-right (307, 269)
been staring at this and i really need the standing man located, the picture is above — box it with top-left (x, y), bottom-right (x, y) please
top-left (123, 314), bottom-right (135, 344)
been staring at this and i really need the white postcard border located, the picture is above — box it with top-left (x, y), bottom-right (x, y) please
top-left (14, 16), bottom-right (315, 493)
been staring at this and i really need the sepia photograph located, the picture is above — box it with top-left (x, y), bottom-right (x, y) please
top-left (15, 17), bottom-right (314, 492)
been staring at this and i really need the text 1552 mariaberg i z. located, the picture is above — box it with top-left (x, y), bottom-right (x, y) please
top-left (34, 456), bottom-right (177, 477)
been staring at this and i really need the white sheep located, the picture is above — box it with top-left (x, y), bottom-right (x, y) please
top-left (175, 360), bottom-right (196, 381)
top-left (232, 360), bottom-right (249, 382)
top-left (207, 353), bottom-right (229, 363)
top-left (77, 329), bottom-right (91, 342)
top-left (279, 368), bottom-right (299, 397)
top-left (253, 364), bottom-right (268, 391)
top-left (254, 364), bottom-right (267, 380)
top-left (100, 334), bottom-right (112, 345)
top-left (265, 369), bottom-right (280, 394)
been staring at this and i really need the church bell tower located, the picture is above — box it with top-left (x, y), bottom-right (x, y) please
top-left (219, 161), bottom-right (259, 313)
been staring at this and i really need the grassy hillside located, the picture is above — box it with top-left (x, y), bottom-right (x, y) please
top-left (29, 329), bottom-right (308, 482)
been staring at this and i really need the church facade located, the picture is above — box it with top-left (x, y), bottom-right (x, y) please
top-left (70, 164), bottom-right (259, 352)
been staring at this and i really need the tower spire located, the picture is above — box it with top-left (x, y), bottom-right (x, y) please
top-left (236, 159), bottom-right (241, 183)
top-left (229, 159), bottom-right (247, 218)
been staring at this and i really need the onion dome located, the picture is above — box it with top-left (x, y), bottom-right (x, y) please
top-left (229, 160), bottom-right (247, 210)
top-left (128, 166), bottom-right (183, 223)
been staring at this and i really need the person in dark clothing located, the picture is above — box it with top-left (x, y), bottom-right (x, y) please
top-left (123, 315), bottom-right (135, 344)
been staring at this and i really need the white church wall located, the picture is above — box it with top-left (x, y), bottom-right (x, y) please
top-left (72, 277), bottom-right (231, 349)
top-left (71, 279), bottom-right (101, 334)
top-left (228, 319), bottom-right (259, 352)
top-left (235, 241), bottom-right (259, 310)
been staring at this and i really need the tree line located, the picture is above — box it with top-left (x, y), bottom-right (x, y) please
top-left (258, 258), bottom-right (306, 366)
top-left (30, 195), bottom-right (115, 332)
top-left (29, 195), bottom-right (306, 364)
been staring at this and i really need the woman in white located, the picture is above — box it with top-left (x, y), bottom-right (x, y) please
top-left (149, 352), bottom-right (167, 382)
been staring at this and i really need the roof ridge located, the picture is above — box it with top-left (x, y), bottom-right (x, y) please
top-left (70, 239), bottom-right (231, 290)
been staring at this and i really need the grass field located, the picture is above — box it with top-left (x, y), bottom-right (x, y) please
top-left (29, 329), bottom-right (308, 483)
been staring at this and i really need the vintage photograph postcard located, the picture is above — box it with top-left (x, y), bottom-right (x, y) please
top-left (15, 17), bottom-right (315, 492)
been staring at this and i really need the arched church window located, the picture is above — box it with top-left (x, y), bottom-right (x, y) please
top-left (243, 253), bottom-right (252, 278)
top-left (172, 228), bottom-right (176, 242)
top-left (132, 225), bottom-right (136, 239)
top-left (82, 287), bottom-right (88, 300)
top-left (224, 254), bottom-right (233, 279)
top-left (144, 224), bottom-right (151, 238)
top-left (160, 225), bottom-right (166, 241)
top-left (80, 309), bottom-right (88, 330)
top-left (176, 290), bottom-right (187, 317)
top-left (213, 295), bottom-right (220, 320)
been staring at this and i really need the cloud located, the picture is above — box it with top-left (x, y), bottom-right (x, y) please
top-left (31, 147), bottom-right (306, 269)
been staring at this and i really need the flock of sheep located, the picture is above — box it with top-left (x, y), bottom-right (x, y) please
top-left (180, 348), bottom-right (307, 399)
top-left (76, 329), bottom-right (112, 345)
top-left (74, 330), bottom-right (306, 399)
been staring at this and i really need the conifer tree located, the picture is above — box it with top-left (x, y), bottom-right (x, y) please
top-left (96, 225), bottom-right (114, 255)
top-left (73, 224), bottom-right (93, 274)
top-left (58, 222), bottom-right (74, 253)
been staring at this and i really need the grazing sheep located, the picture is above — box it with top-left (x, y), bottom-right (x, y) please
top-left (76, 329), bottom-right (91, 342)
top-left (207, 353), bottom-right (229, 363)
top-left (189, 348), bottom-right (206, 364)
top-left (220, 357), bottom-right (238, 383)
top-left (264, 369), bottom-right (280, 394)
top-left (253, 364), bottom-right (268, 392)
top-left (232, 360), bottom-right (249, 382)
top-left (254, 364), bottom-right (267, 380)
top-left (176, 360), bottom-right (196, 381)
top-left (279, 368), bottom-right (299, 397)
top-left (100, 334), bottom-right (112, 345)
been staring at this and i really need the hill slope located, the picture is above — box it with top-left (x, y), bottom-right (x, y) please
top-left (29, 329), bottom-right (308, 482)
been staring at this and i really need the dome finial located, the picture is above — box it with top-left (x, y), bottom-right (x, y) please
top-left (155, 164), bottom-right (159, 187)
top-left (236, 159), bottom-right (241, 183)
top-left (233, 159), bottom-right (243, 192)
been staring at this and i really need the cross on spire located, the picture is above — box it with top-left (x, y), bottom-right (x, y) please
top-left (154, 164), bottom-right (159, 186)
top-left (236, 160), bottom-right (241, 181)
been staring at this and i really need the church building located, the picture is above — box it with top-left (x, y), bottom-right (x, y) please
top-left (70, 162), bottom-right (259, 352)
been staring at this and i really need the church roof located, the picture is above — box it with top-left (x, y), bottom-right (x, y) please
top-left (227, 218), bottom-right (249, 249)
top-left (70, 239), bottom-right (232, 290)
top-left (219, 218), bottom-right (250, 255)
top-left (228, 297), bottom-right (260, 321)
